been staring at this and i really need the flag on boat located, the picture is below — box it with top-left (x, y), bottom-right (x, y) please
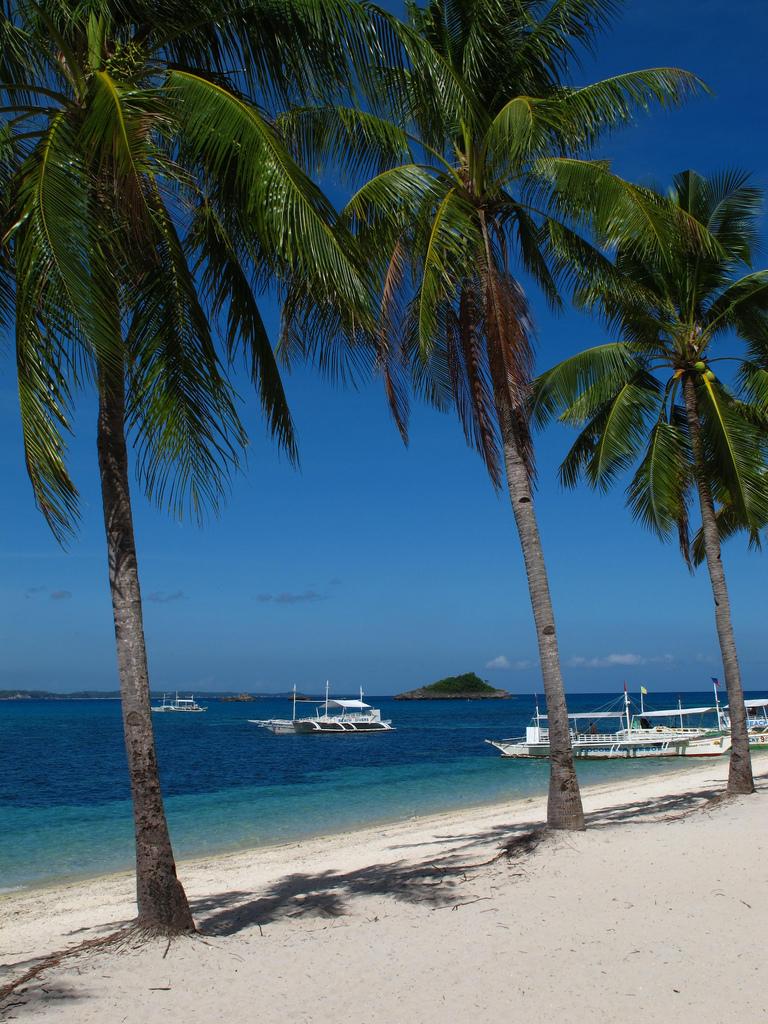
top-left (640, 686), bottom-right (648, 696)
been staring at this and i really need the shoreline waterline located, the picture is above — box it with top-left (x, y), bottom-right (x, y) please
top-left (0, 753), bottom-right (748, 901)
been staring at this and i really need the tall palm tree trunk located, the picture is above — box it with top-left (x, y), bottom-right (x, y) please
top-left (682, 376), bottom-right (754, 795)
top-left (478, 213), bottom-right (584, 830)
top-left (97, 362), bottom-right (196, 932)
top-left (494, 394), bottom-right (585, 829)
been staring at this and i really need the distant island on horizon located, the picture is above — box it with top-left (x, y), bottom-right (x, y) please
top-left (395, 672), bottom-right (510, 700)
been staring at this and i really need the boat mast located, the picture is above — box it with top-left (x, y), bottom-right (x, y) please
top-left (624, 683), bottom-right (631, 734)
top-left (292, 683), bottom-right (297, 722)
top-left (678, 697), bottom-right (684, 730)
top-left (713, 679), bottom-right (722, 731)
top-left (325, 680), bottom-right (329, 718)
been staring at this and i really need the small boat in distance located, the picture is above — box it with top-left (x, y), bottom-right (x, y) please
top-left (250, 683), bottom-right (394, 735)
top-left (152, 692), bottom-right (207, 713)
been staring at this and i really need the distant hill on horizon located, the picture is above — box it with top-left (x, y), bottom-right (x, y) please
top-left (395, 672), bottom-right (510, 700)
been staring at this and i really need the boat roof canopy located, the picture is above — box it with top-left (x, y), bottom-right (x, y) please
top-left (744, 698), bottom-right (768, 708)
top-left (540, 711), bottom-right (624, 721)
top-left (328, 699), bottom-right (370, 709)
top-left (635, 706), bottom-right (716, 719)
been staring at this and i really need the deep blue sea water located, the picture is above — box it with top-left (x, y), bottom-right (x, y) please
top-left (0, 691), bottom-right (751, 890)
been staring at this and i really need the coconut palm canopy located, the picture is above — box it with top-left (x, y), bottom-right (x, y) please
top-left (0, 0), bottom-right (393, 540)
top-left (532, 169), bottom-right (768, 562)
top-left (280, 0), bottom-right (706, 472)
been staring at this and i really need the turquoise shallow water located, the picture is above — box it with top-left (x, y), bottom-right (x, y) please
top-left (0, 692), bottom-right (744, 889)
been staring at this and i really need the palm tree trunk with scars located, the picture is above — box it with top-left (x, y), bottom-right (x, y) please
top-left (493, 388), bottom-right (585, 830)
top-left (479, 216), bottom-right (584, 830)
top-left (97, 360), bottom-right (196, 932)
top-left (682, 375), bottom-right (754, 795)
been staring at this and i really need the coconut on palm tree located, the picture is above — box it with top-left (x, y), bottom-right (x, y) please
top-left (281, 0), bottom-right (704, 829)
top-left (1, 0), bottom-right (380, 931)
top-left (533, 169), bottom-right (768, 795)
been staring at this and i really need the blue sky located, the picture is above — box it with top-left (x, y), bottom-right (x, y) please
top-left (1, 0), bottom-right (767, 695)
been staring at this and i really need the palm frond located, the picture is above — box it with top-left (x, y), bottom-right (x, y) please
top-left (531, 342), bottom-right (642, 426)
top-left (691, 504), bottom-right (763, 566)
top-left (15, 308), bottom-right (79, 540)
top-left (11, 113), bottom-right (122, 371)
top-left (188, 199), bottom-right (298, 463)
top-left (416, 186), bottom-right (481, 355)
top-left (126, 195), bottom-right (245, 521)
top-left (626, 417), bottom-right (692, 546)
top-left (697, 376), bottom-right (768, 530)
top-left (277, 105), bottom-right (413, 185)
top-left (170, 69), bottom-right (372, 320)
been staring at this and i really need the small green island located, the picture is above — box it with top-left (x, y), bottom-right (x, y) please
top-left (394, 672), bottom-right (510, 700)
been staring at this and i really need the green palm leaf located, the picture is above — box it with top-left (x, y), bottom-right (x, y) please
top-left (696, 376), bottom-right (768, 529)
top-left (626, 418), bottom-right (692, 545)
top-left (188, 199), bottom-right (298, 463)
top-left (169, 69), bottom-right (371, 317)
top-left (531, 342), bottom-right (640, 426)
top-left (417, 186), bottom-right (481, 355)
top-left (15, 312), bottom-right (79, 540)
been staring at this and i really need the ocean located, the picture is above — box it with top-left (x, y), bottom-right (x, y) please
top-left (0, 691), bottom-right (745, 890)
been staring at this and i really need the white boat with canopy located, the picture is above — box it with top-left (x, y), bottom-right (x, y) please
top-left (721, 697), bottom-right (768, 749)
top-left (486, 689), bottom-right (729, 759)
top-left (152, 692), bottom-right (207, 713)
top-left (249, 683), bottom-right (394, 735)
top-left (636, 688), bottom-right (768, 750)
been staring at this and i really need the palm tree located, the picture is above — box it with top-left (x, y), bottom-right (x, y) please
top-left (1, 0), bottom-right (380, 931)
top-left (281, 0), bottom-right (704, 829)
top-left (533, 169), bottom-right (768, 795)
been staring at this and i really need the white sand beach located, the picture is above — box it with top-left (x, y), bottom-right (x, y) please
top-left (1, 757), bottom-right (766, 1023)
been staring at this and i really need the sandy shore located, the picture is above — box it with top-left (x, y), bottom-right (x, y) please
top-left (1, 757), bottom-right (766, 1023)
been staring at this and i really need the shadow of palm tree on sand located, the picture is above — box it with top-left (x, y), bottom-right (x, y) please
top-left (193, 779), bottom-right (733, 937)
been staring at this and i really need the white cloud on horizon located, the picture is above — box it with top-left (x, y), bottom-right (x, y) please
top-left (485, 655), bottom-right (510, 670)
top-left (485, 656), bottom-right (534, 671)
top-left (568, 653), bottom-right (674, 669)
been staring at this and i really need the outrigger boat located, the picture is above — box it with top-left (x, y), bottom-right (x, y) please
top-left (249, 683), bottom-right (394, 735)
top-left (722, 697), bottom-right (768, 750)
top-left (151, 692), bottom-right (207, 713)
top-left (486, 687), bottom-right (731, 759)
top-left (636, 690), bottom-right (768, 751)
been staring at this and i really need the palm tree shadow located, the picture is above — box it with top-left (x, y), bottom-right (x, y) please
top-left (193, 779), bottom-right (738, 937)
top-left (2, 981), bottom-right (88, 1015)
top-left (193, 860), bottom-right (460, 936)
